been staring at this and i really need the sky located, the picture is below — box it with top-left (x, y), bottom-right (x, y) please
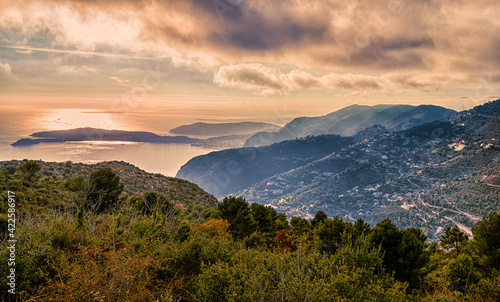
top-left (1, 0), bottom-right (500, 127)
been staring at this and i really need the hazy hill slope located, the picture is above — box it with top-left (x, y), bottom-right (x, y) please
top-left (236, 100), bottom-right (500, 240)
top-left (244, 104), bottom-right (456, 147)
top-left (176, 135), bottom-right (354, 197)
top-left (170, 122), bottom-right (281, 136)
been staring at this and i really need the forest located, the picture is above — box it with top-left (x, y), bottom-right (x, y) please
top-left (1, 161), bottom-right (499, 301)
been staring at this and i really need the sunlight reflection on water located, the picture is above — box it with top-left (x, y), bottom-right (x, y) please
top-left (0, 109), bottom-right (215, 177)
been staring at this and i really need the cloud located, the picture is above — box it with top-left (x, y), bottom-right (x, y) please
top-left (213, 63), bottom-right (478, 95)
top-left (1, 0), bottom-right (500, 98)
top-left (0, 60), bottom-right (18, 83)
top-left (0, 0), bottom-right (498, 72)
top-left (213, 63), bottom-right (385, 94)
top-left (213, 63), bottom-right (289, 95)
top-left (110, 76), bottom-right (152, 93)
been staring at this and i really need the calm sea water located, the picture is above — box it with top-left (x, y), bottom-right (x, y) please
top-left (0, 108), bottom-right (215, 177)
top-left (0, 141), bottom-right (211, 177)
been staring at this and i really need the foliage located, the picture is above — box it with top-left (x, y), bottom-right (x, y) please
top-left (196, 218), bottom-right (232, 239)
top-left (472, 211), bottom-right (500, 272)
top-left (16, 160), bottom-right (41, 185)
top-left (444, 254), bottom-right (481, 291)
top-left (87, 167), bottom-right (124, 212)
top-left (217, 196), bottom-right (257, 240)
top-left (440, 226), bottom-right (469, 254)
top-left (1, 160), bottom-right (500, 301)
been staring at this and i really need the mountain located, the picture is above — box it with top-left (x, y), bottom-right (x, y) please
top-left (176, 135), bottom-right (354, 197)
top-left (236, 100), bottom-right (500, 239)
top-left (170, 122), bottom-right (281, 136)
top-left (177, 100), bottom-right (500, 240)
top-left (244, 104), bottom-right (456, 147)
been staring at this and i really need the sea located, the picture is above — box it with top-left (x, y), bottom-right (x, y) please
top-left (0, 108), bottom-right (217, 177)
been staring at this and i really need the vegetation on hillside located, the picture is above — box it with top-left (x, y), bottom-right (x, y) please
top-left (1, 160), bottom-right (499, 301)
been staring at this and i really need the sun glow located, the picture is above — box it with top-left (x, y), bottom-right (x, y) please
top-left (58, 8), bottom-right (142, 51)
top-left (40, 109), bottom-right (130, 131)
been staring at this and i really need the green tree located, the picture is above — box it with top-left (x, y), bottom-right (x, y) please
top-left (370, 218), bottom-right (402, 275)
top-left (249, 202), bottom-right (277, 234)
top-left (472, 211), bottom-right (500, 271)
top-left (315, 216), bottom-right (347, 254)
top-left (290, 216), bottom-right (311, 244)
top-left (398, 227), bottom-right (429, 289)
top-left (352, 218), bottom-right (371, 239)
top-left (290, 216), bottom-right (310, 232)
top-left (444, 254), bottom-right (481, 291)
top-left (465, 275), bottom-right (500, 302)
top-left (274, 213), bottom-right (289, 230)
top-left (63, 175), bottom-right (88, 192)
top-left (16, 160), bottom-right (41, 184)
top-left (440, 226), bottom-right (469, 254)
top-left (217, 196), bottom-right (256, 240)
top-left (137, 191), bottom-right (173, 215)
top-left (311, 210), bottom-right (328, 228)
top-left (87, 167), bottom-right (124, 212)
top-left (175, 220), bottom-right (192, 242)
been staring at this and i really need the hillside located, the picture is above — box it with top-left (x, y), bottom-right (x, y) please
top-left (177, 100), bottom-right (500, 240)
top-left (237, 100), bottom-right (500, 240)
top-left (176, 135), bottom-right (354, 197)
top-left (0, 159), bottom-right (217, 208)
top-left (170, 121), bottom-right (281, 136)
top-left (244, 104), bottom-right (456, 147)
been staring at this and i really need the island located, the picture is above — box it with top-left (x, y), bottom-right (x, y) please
top-left (12, 128), bottom-right (202, 146)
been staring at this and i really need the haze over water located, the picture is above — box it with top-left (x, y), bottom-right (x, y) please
top-left (0, 107), bottom-right (220, 177)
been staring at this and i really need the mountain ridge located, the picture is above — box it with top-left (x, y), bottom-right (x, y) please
top-left (170, 121), bottom-right (281, 136)
top-left (244, 104), bottom-right (456, 147)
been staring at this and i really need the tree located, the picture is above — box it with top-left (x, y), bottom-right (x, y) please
top-left (444, 254), bottom-right (481, 291)
top-left (175, 220), bottom-right (192, 242)
top-left (370, 220), bottom-right (428, 289)
top-left (274, 230), bottom-right (296, 252)
top-left (440, 226), bottom-right (469, 254)
top-left (87, 168), bottom-right (124, 212)
top-left (352, 218), bottom-right (371, 239)
top-left (472, 211), bottom-right (500, 271)
top-left (249, 202), bottom-right (277, 234)
top-left (290, 216), bottom-right (310, 232)
top-left (369, 218), bottom-right (402, 275)
top-left (134, 191), bottom-right (173, 215)
top-left (290, 216), bottom-right (311, 243)
top-left (315, 216), bottom-right (347, 254)
top-left (274, 213), bottom-right (289, 230)
top-left (197, 219), bottom-right (232, 239)
top-left (16, 160), bottom-right (41, 184)
top-left (311, 211), bottom-right (328, 228)
top-left (398, 227), bottom-right (429, 289)
top-left (217, 197), bottom-right (256, 239)
top-left (63, 175), bottom-right (87, 192)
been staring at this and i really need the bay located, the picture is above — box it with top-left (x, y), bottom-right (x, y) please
top-left (0, 107), bottom-right (216, 177)
top-left (0, 141), bottom-right (212, 177)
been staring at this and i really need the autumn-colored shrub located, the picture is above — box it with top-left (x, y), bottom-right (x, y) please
top-left (274, 229), bottom-right (297, 252)
top-left (196, 218), bottom-right (232, 239)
